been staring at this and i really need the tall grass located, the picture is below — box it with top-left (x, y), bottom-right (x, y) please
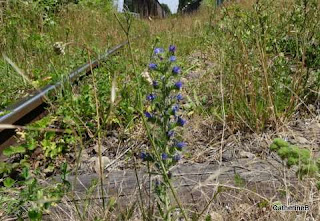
top-left (198, 0), bottom-right (320, 131)
top-left (0, 0), bottom-right (209, 109)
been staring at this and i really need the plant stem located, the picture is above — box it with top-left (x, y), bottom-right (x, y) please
top-left (140, 113), bottom-right (189, 221)
top-left (88, 50), bottom-right (106, 210)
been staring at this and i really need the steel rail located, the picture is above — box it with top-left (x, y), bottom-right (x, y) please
top-left (0, 40), bottom-right (128, 150)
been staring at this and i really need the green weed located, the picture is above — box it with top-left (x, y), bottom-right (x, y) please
top-left (270, 138), bottom-right (320, 187)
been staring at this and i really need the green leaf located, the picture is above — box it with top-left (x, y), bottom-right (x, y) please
top-left (14, 146), bottom-right (26, 154)
top-left (3, 146), bottom-right (26, 156)
top-left (45, 131), bottom-right (55, 141)
top-left (28, 209), bottom-right (42, 221)
top-left (33, 116), bottom-right (52, 128)
top-left (107, 197), bottom-right (117, 211)
top-left (205, 215), bottom-right (212, 221)
top-left (3, 177), bottom-right (15, 188)
top-left (21, 167), bottom-right (30, 180)
top-left (65, 129), bottom-right (73, 134)
top-left (0, 162), bottom-right (11, 174)
top-left (234, 173), bottom-right (245, 187)
top-left (3, 147), bottom-right (14, 156)
top-left (270, 143), bottom-right (279, 151)
top-left (273, 138), bottom-right (289, 148)
top-left (317, 181), bottom-right (320, 191)
top-left (27, 138), bottom-right (37, 150)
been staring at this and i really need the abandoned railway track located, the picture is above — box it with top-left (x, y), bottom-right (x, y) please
top-left (0, 40), bottom-right (129, 152)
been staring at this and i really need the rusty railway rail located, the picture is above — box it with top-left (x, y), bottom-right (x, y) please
top-left (0, 40), bottom-right (129, 151)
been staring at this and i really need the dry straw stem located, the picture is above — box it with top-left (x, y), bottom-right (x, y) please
top-left (218, 52), bottom-right (226, 166)
top-left (280, 83), bottom-right (317, 119)
top-left (0, 124), bottom-right (67, 133)
top-left (86, 49), bottom-right (106, 210)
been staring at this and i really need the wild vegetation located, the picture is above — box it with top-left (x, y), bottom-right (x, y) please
top-left (0, 0), bottom-right (319, 220)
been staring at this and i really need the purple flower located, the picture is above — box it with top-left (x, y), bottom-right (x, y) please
top-left (146, 93), bottom-right (156, 101)
top-left (172, 66), bottom-right (181, 74)
top-left (177, 116), bottom-right (186, 126)
top-left (173, 154), bottom-right (181, 161)
top-left (170, 56), bottom-right (177, 62)
top-left (162, 153), bottom-right (168, 160)
top-left (140, 152), bottom-right (147, 160)
top-left (140, 152), bottom-right (152, 161)
top-left (144, 111), bottom-right (152, 118)
top-left (154, 48), bottom-right (164, 55)
top-left (169, 45), bottom-right (176, 53)
top-left (152, 80), bottom-right (159, 88)
top-left (149, 63), bottom-right (157, 70)
top-left (172, 105), bottom-right (179, 115)
top-left (174, 81), bottom-right (183, 90)
top-left (176, 94), bottom-right (183, 101)
top-left (176, 142), bottom-right (186, 150)
top-left (167, 130), bottom-right (174, 138)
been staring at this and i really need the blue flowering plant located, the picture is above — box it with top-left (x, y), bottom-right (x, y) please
top-left (140, 45), bottom-right (188, 219)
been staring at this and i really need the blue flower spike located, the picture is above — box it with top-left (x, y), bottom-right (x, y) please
top-left (170, 56), bottom-right (177, 62)
top-left (176, 142), bottom-right (186, 150)
top-left (146, 93), bottom-right (156, 101)
top-left (142, 44), bottom-right (187, 184)
top-left (172, 105), bottom-right (179, 115)
top-left (174, 81), bottom-right (183, 90)
top-left (144, 111), bottom-right (152, 118)
top-left (172, 66), bottom-right (181, 74)
top-left (162, 153), bottom-right (168, 160)
top-left (153, 80), bottom-right (159, 89)
top-left (173, 154), bottom-right (181, 162)
top-left (154, 48), bottom-right (164, 55)
top-left (177, 116), bottom-right (186, 126)
top-left (140, 152), bottom-right (147, 160)
top-left (149, 63), bottom-right (157, 70)
top-left (169, 45), bottom-right (176, 53)
top-left (167, 130), bottom-right (174, 138)
top-left (176, 94), bottom-right (183, 101)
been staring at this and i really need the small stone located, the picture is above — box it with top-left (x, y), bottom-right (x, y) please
top-left (81, 151), bottom-right (90, 161)
top-left (93, 144), bottom-right (107, 154)
top-left (239, 150), bottom-right (255, 159)
top-left (295, 136), bottom-right (309, 144)
top-left (93, 156), bottom-right (111, 174)
top-left (222, 149), bottom-right (233, 162)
